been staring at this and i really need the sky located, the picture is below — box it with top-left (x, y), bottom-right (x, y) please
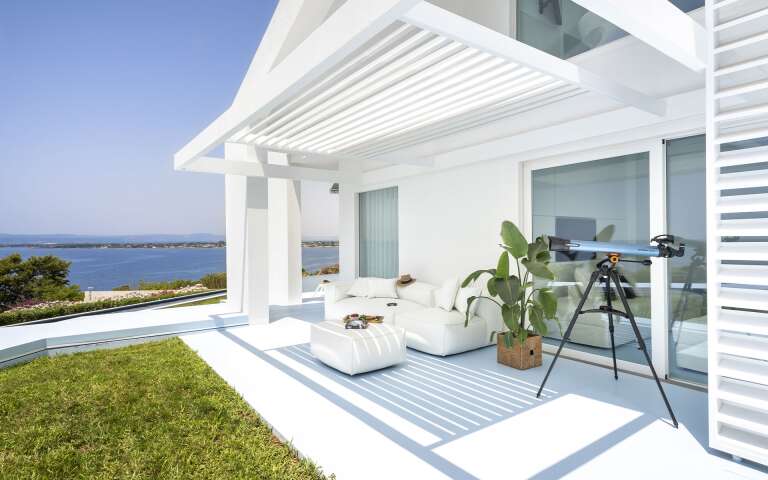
top-left (0, 0), bottom-right (338, 239)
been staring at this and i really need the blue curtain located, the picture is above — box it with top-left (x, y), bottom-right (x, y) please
top-left (358, 187), bottom-right (398, 278)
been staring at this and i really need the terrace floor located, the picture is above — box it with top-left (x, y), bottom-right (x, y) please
top-left (181, 301), bottom-right (768, 480)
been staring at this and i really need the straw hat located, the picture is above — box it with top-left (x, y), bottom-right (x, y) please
top-left (396, 274), bottom-right (416, 286)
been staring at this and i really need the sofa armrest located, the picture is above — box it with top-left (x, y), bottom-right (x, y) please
top-left (324, 282), bottom-right (352, 305)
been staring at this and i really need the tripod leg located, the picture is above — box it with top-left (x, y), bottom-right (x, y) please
top-left (604, 276), bottom-right (618, 380)
top-left (609, 269), bottom-right (679, 428)
top-left (537, 270), bottom-right (600, 398)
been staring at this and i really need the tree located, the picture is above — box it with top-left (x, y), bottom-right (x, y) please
top-left (0, 253), bottom-right (82, 311)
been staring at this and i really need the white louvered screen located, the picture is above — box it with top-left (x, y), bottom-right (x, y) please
top-left (707, 0), bottom-right (768, 465)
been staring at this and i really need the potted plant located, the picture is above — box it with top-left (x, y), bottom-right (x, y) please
top-left (462, 221), bottom-right (558, 370)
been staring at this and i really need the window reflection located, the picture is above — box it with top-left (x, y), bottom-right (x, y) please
top-left (532, 153), bottom-right (651, 364)
top-left (666, 135), bottom-right (707, 385)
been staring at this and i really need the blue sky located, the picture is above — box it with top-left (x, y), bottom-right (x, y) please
top-left (0, 0), bottom-right (338, 238)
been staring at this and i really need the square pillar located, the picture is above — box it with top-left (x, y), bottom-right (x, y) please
top-left (338, 159), bottom-right (360, 282)
top-left (224, 143), bottom-right (269, 324)
top-left (267, 151), bottom-right (303, 305)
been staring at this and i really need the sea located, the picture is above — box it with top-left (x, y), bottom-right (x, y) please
top-left (0, 246), bottom-right (339, 290)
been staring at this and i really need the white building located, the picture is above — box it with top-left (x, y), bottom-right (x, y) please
top-left (175, 0), bottom-right (768, 467)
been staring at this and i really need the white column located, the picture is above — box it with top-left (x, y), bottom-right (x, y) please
top-left (224, 143), bottom-right (269, 324)
top-left (225, 174), bottom-right (246, 310)
top-left (338, 159), bottom-right (360, 282)
top-left (267, 151), bottom-right (303, 305)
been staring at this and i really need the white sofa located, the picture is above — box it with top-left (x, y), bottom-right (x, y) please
top-left (324, 279), bottom-right (501, 356)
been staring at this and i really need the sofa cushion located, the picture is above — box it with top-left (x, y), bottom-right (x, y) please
top-left (367, 277), bottom-right (398, 299)
top-left (326, 282), bottom-right (351, 303)
top-left (435, 277), bottom-right (460, 311)
top-left (396, 281), bottom-right (437, 307)
top-left (347, 277), bottom-right (370, 297)
top-left (398, 307), bottom-right (466, 326)
top-left (325, 296), bottom-right (424, 323)
top-left (396, 308), bottom-right (489, 356)
top-left (455, 286), bottom-right (481, 315)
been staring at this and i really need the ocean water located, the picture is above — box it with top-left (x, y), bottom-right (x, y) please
top-left (0, 246), bottom-right (338, 290)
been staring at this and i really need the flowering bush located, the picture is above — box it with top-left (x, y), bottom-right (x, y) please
top-left (0, 291), bottom-right (200, 327)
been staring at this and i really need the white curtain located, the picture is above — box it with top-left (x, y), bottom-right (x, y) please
top-left (358, 187), bottom-right (398, 278)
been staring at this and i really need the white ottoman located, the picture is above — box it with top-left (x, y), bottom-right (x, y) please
top-left (310, 321), bottom-right (406, 375)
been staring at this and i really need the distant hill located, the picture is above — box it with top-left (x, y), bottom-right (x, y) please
top-left (0, 233), bottom-right (226, 245)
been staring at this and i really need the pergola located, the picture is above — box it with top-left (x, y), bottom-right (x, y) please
top-left (175, 0), bottom-right (705, 182)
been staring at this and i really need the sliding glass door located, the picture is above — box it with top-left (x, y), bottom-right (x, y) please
top-left (358, 187), bottom-right (399, 278)
top-left (526, 136), bottom-right (709, 384)
top-left (531, 152), bottom-right (652, 365)
top-left (666, 135), bottom-right (707, 384)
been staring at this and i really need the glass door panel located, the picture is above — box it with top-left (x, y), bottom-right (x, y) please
top-left (532, 152), bottom-right (651, 364)
top-left (666, 135), bottom-right (707, 384)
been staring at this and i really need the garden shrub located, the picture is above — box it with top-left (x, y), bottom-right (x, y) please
top-left (137, 279), bottom-right (197, 290)
top-left (0, 291), bottom-right (190, 327)
top-left (200, 272), bottom-right (226, 289)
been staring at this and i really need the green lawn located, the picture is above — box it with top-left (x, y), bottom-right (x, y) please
top-left (0, 339), bottom-right (331, 480)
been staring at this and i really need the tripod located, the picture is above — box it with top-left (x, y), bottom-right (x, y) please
top-left (535, 254), bottom-right (679, 428)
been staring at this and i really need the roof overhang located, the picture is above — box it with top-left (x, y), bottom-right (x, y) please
top-left (569, 0), bottom-right (707, 72)
top-left (175, 0), bottom-right (698, 179)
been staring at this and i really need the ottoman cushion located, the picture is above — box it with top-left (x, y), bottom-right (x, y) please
top-left (310, 321), bottom-right (406, 375)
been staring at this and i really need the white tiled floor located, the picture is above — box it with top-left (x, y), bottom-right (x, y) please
top-left (182, 302), bottom-right (768, 480)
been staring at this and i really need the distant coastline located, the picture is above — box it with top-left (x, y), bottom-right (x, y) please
top-left (0, 240), bottom-right (339, 249)
top-left (0, 242), bottom-right (226, 249)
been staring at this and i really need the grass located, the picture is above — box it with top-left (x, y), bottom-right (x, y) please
top-left (167, 295), bottom-right (226, 309)
top-left (0, 339), bottom-right (331, 480)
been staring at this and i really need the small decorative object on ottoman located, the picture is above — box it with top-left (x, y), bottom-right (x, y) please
top-left (342, 313), bottom-right (384, 324)
top-left (310, 321), bottom-right (406, 375)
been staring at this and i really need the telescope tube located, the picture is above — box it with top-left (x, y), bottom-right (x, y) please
top-left (548, 237), bottom-right (664, 258)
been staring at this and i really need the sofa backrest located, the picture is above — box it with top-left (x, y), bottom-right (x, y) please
top-left (396, 281), bottom-right (437, 308)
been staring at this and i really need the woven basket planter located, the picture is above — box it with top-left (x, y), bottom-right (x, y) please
top-left (497, 333), bottom-right (542, 370)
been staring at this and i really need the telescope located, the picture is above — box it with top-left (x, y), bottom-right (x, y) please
top-left (537, 233), bottom-right (685, 428)
top-left (548, 234), bottom-right (685, 260)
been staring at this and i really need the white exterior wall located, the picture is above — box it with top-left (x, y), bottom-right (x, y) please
top-left (395, 158), bottom-right (520, 285)
top-left (355, 115), bottom-right (703, 288)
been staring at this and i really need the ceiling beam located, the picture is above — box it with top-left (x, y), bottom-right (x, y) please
top-left (371, 152), bottom-right (434, 167)
top-left (401, 2), bottom-right (666, 116)
top-left (180, 156), bottom-right (360, 183)
top-left (569, 0), bottom-right (706, 72)
top-left (174, 0), bottom-right (422, 171)
top-left (234, 142), bottom-right (435, 168)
